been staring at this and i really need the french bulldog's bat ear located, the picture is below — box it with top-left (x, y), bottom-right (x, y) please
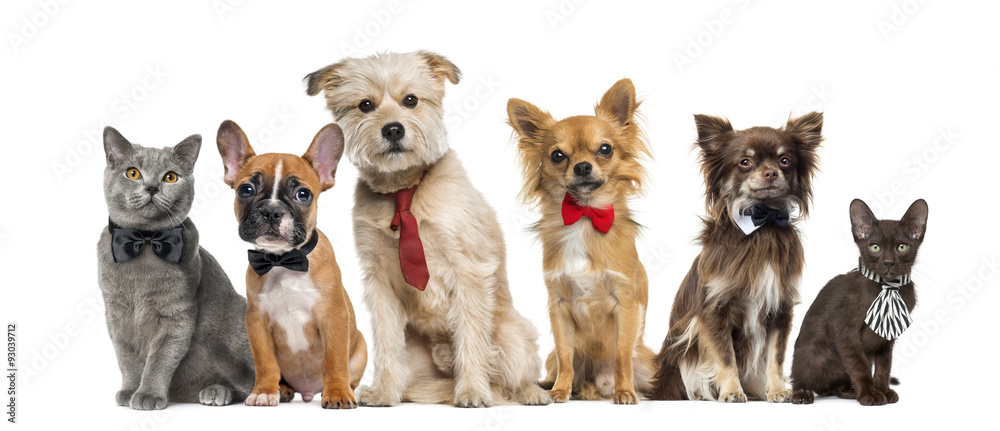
top-left (850, 199), bottom-right (877, 241)
top-left (303, 123), bottom-right (345, 191)
top-left (507, 98), bottom-right (554, 144)
top-left (216, 120), bottom-right (256, 187)
top-left (304, 59), bottom-right (349, 97)
top-left (901, 199), bottom-right (928, 241)
top-left (418, 50), bottom-right (461, 85)
top-left (103, 126), bottom-right (134, 165)
top-left (172, 134), bottom-right (201, 172)
top-left (595, 78), bottom-right (639, 128)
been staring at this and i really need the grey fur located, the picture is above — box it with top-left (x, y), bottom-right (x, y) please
top-left (97, 126), bottom-right (253, 409)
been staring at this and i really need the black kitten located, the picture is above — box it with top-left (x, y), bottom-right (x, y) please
top-left (790, 199), bottom-right (928, 405)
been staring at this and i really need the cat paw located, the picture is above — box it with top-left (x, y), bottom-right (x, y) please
top-left (767, 389), bottom-right (793, 403)
top-left (454, 387), bottom-right (494, 408)
top-left (279, 383), bottom-right (295, 403)
top-left (199, 384), bottom-right (233, 406)
top-left (548, 388), bottom-right (571, 403)
top-left (355, 385), bottom-right (400, 407)
top-left (245, 392), bottom-right (280, 407)
top-left (883, 388), bottom-right (899, 404)
top-left (613, 389), bottom-right (639, 405)
top-left (857, 390), bottom-right (888, 406)
top-left (116, 389), bottom-right (135, 406)
top-left (720, 391), bottom-right (747, 403)
top-left (129, 391), bottom-right (168, 410)
top-left (321, 387), bottom-right (357, 409)
top-left (790, 389), bottom-right (814, 404)
top-left (515, 384), bottom-right (552, 406)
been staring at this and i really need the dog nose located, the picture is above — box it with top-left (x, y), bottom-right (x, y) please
top-left (382, 122), bottom-right (405, 142)
top-left (259, 207), bottom-right (284, 225)
top-left (573, 162), bottom-right (592, 177)
top-left (762, 169), bottom-right (778, 182)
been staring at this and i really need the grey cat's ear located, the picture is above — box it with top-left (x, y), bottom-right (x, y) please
top-left (104, 126), bottom-right (134, 165)
top-left (850, 199), bottom-right (876, 240)
top-left (786, 111), bottom-right (824, 148)
top-left (172, 134), bottom-right (202, 172)
top-left (693, 114), bottom-right (733, 153)
top-left (216, 120), bottom-right (256, 187)
top-left (303, 123), bottom-right (345, 191)
top-left (901, 199), bottom-right (928, 241)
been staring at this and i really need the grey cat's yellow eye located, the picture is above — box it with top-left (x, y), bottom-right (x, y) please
top-left (897, 244), bottom-right (909, 252)
top-left (125, 168), bottom-right (141, 180)
top-left (869, 244), bottom-right (881, 253)
top-left (163, 172), bottom-right (178, 183)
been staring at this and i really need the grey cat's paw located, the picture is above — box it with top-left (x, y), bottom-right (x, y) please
top-left (199, 384), bottom-right (233, 406)
top-left (130, 391), bottom-right (168, 410)
top-left (116, 389), bottom-right (135, 406)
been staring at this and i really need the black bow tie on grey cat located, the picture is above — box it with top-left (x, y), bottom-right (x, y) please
top-left (247, 230), bottom-right (319, 275)
top-left (744, 203), bottom-right (790, 228)
top-left (109, 220), bottom-right (184, 264)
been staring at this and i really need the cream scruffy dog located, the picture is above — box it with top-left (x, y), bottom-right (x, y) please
top-left (305, 51), bottom-right (550, 407)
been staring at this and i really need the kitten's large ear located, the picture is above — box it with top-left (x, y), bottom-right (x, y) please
top-left (304, 59), bottom-right (348, 97)
top-left (900, 199), bottom-right (928, 241)
top-left (103, 126), bottom-right (134, 165)
top-left (216, 120), bottom-right (256, 187)
top-left (786, 111), bottom-right (824, 148)
top-left (303, 123), bottom-right (345, 191)
top-left (418, 51), bottom-right (461, 85)
top-left (172, 134), bottom-right (201, 172)
top-left (595, 78), bottom-right (639, 128)
top-left (693, 114), bottom-right (733, 153)
top-left (507, 98), bottom-right (554, 144)
top-left (850, 199), bottom-right (877, 241)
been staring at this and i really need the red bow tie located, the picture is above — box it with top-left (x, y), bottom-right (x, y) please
top-left (384, 183), bottom-right (430, 291)
top-left (561, 193), bottom-right (614, 233)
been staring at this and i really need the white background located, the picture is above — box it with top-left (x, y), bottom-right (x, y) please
top-left (2, 0), bottom-right (997, 429)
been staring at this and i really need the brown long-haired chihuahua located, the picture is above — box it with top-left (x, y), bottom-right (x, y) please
top-left (650, 112), bottom-right (823, 403)
top-left (507, 78), bottom-right (656, 404)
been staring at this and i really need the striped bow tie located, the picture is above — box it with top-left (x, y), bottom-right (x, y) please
top-left (858, 262), bottom-right (913, 341)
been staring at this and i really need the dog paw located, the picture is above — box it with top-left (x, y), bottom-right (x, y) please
top-left (322, 388), bottom-right (358, 409)
top-left (431, 344), bottom-right (455, 374)
top-left (129, 391), bottom-right (168, 410)
top-left (279, 383), bottom-right (295, 403)
top-left (116, 389), bottom-right (135, 406)
top-left (454, 388), bottom-right (494, 408)
top-left (613, 389), bottom-right (639, 405)
top-left (245, 392), bottom-right (280, 407)
top-left (515, 384), bottom-right (552, 406)
top-left (548, 388), bottom-right (570, 403)
top-left (883, 388), bottom-right (899, 404)
top-left (767, 389), bottom-right (793, 403)
top-left (857, 390), bottom-right (888, 406)
top-left (199, 384), bottom-right (233, 406)
top-left (790, 389), bottom-right (814, 404)
top-left (355, 385), bottom-right (400, 407)
top-left (720, 391), bottom-right (747, 403)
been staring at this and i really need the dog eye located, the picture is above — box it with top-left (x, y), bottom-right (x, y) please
top-left (551, 150), bottom-right (566, 164)
top-left (869, 244), bottom-right (881, 253)
top-left (403, 94), bottom-right (418, 108)
top-left (739, 159), bottom-right (753, 168)
top-left (779, 157), bottom-right (791, 167)
top-left (295, 188), bottom-right (312, 202)
top-left (163, 172), bottom-right (178, 183)
top-left (358, 100), bottom-right (376, 113)
top-left (125, 168), bottom-right (141, 180)
top-left (598, 143), bottom-right (613, 156)
top-left (897, 243), bottom-right (909, 252)
top-left (238, 184), bottom-right (255, 198)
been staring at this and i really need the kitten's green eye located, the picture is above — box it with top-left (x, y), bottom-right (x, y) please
top-left (897, 244), bottom-right (909, 252)
top-left (125, 168), bottom-right (141, 180)
top-left (163, 172), bottom-right (178, 183)
top-left (869, 244), bottom-right (881, 253)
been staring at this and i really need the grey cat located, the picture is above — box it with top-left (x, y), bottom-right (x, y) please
top-left (97, 126), bottom-right (253, 409)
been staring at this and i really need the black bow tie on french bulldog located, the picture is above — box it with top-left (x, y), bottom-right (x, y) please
top-left (109, 220), bottom-right (184, 264)
top-left (247, 230), bottom-right (319, 275)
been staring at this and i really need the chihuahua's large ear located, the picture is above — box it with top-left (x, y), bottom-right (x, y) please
top-left (216, 120), bottom-right (256, 187)
top-left (303, 123), bottom-right (345, 191)
top-left (786, 111), bottom-right (824, 148)
top-left (507, 98), bottom-right (554, 144)
top-left (103, 126), bottom-right (134, 165)
top-left (900, 199), bottom-right (928, 241)
top-left (595, 78), bottom-right (638, 128)
top-left (172, 134), bottom-right (202, 172)
top-left (849, 199), bottom-right (877, 241)
top-left (304, 60), bottom-right (349, 97)
top-left (693, 114), bottom-right (733, 152)
top-left (418, 50), bottom-right (461, 85)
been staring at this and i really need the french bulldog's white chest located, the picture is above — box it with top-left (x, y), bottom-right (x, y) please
top-left (258, 267), bottom-right (321, 354)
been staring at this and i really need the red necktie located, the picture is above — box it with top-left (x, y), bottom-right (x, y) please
top-left (561, 193), bottom-right (615, 233)
top-left (386, 185), bottom-right (430, 291)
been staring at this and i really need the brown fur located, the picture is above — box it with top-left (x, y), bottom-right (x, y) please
top-left (650, 113), bottom-right (823, 402)
top-left (508, 79), bottom-right (656, 404)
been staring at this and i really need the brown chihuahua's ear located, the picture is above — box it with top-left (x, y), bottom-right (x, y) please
top-left (595, 78), bottom-right (638, 128)
top-left (103, 126), bottom-right (134, 165)
top-left (850, 199), bottom-right (877, 241)
top-left (418, 50), bottom-right (461, 85)
top-left (507, 98), bottom-right (555, 144)
top-left (900, 199), bottom-right (928, 241)
top-left (304, 59), bottom-right (349, 97)
top-left (216, 120), bottom-right (256, 187)
top-left (303, 123), bottom-right (345, 191)
top-left (786, 111), bottom-right (824, 148)
top-left (693, 114), bottom-right (734, 152)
